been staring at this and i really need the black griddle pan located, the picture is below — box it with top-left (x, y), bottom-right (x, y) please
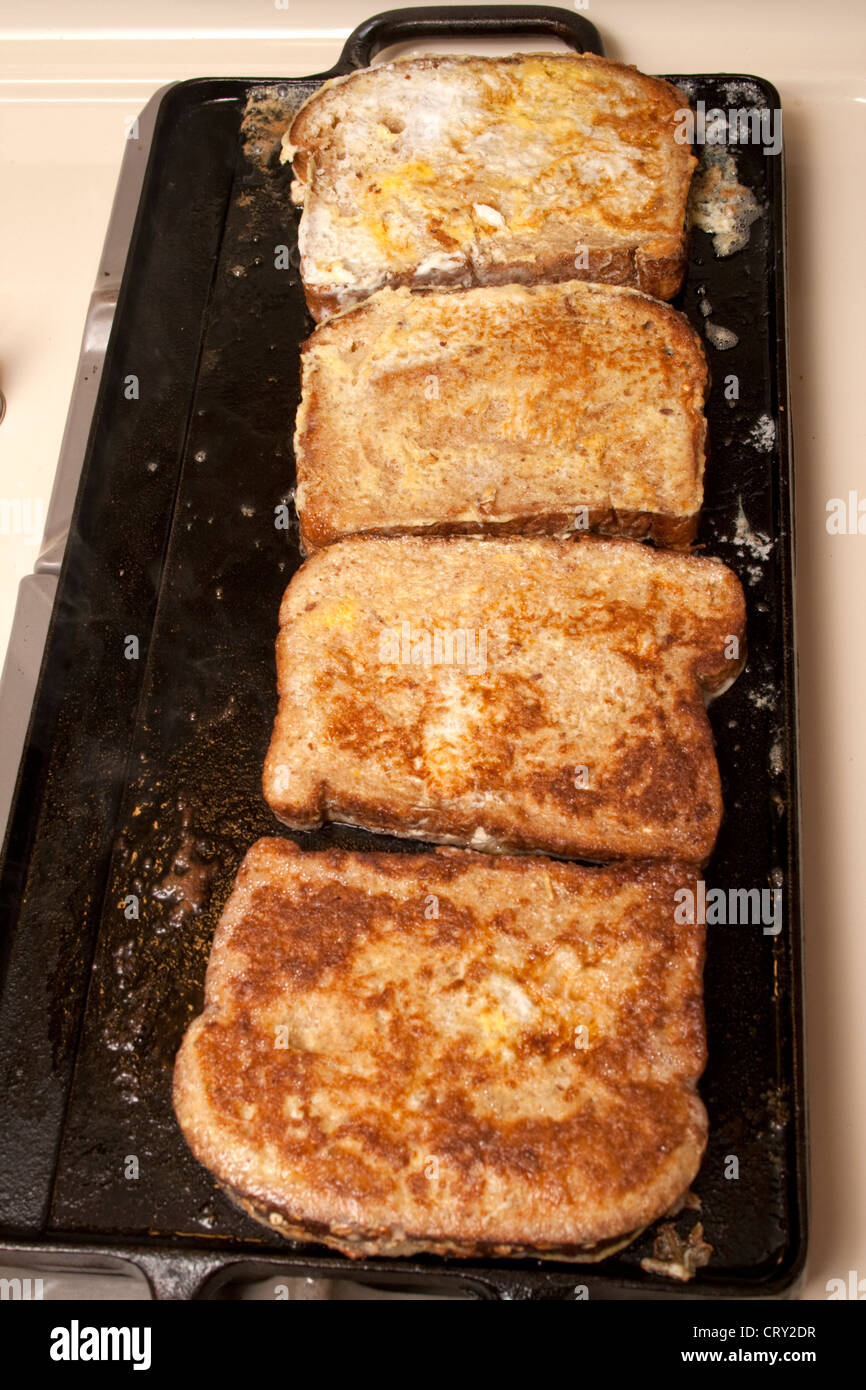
top-left (0, 6), bottom-right (806, 1299)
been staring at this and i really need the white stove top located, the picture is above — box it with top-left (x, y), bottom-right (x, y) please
top-left (0, 0), bottom-right (864, 1302)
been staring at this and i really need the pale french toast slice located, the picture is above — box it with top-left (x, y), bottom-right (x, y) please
top-left (283, 53), bottom-right (696, 319)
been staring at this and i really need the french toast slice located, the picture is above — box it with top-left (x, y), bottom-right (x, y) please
top-left (295, 281), bottom-right (708, 552)
top-left (284, 53), bottom-right (697, 318)
top-left (174, 838), bottom-right (708, 1259)
top-left (262, 535), bottom-right (745, 863)
top-left (283, 53), bottom-right (697, 319)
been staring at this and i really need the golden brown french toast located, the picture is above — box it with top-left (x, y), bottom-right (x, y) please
top-left (295, 281), bottom-right (707, 551)
top-left (262, 535), bottom-right (745, 862)
top-left (174, 839), bottom-right (707, 1259)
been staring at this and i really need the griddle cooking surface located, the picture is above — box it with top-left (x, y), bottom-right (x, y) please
top-left (0, 12), bottom-right (804, 1300)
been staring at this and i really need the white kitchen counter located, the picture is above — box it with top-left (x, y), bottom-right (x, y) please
top-left (0, 0), bottom-right (863, 1302)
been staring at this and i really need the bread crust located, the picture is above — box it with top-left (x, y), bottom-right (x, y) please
top-left (284, 53), bottom-right (696, 318)
top-left (174, 839), bottom-right (708, 1258)
top-left (294, 281), bottom-right (708, 552)
top-left (300, 241), bottom-right (689, 324)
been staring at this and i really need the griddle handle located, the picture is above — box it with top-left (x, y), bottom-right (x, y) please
top-left (335, 4), bottom-right (605, 72)
top-left (131, 1250), bottom-right (237, 1300)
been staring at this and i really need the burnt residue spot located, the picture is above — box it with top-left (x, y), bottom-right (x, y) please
top-left (426, 897), bottom-right (477, 948)
top-left (231, 883), bottom-right (401, 991)
top-left (430, 1085), bottom-right (695, 1198)
top-left (640, 1219), bottom-right (713, 1282)
top-left (198, 1015), bottom-right (317, 1118)
top-left (530, 768), bottom-right (604, 815)
top-left (530, 722), bottom-right (715, 835)
top-left (100, 797), bottom-right (239, 1092)
top-left (322, 689), bottom-right (423, 764)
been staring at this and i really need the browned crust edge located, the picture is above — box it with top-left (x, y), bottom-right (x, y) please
top-left (264, 795), bottom-right (722, 867)
top-left (302, 238), bottom-right (690, 322)
top-left (227, 1186), bottom-right (656, 1263)
top-left (299, 506), bottom-right (701, 557)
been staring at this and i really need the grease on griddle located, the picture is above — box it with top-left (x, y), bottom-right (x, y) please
top-left (732, 498), bottom-right (773, 557)
top-left (151, 806), bottom-right (221, 931)
top-left (241, 86), bottom-right (309, 173)
top-left (748, 414), bottom-right (777, 453)
top-left (104, 801), bottom-right (237, 1092)
top-left (762, 1086), bottom-right (791, 1136)
top-left (717, 497), bottom-right (775, 588)
top-left (690, 147), bottom-right (762, 257)
top-left (704, 321), bottom-right (739, 351)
